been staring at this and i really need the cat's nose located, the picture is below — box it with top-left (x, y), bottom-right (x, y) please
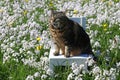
top-left (53, 22), bottom-right (60, 29)
top-left (52, 23), bottom-right (57, 28)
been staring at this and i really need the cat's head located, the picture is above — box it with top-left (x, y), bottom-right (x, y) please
top-left (49, 10), bottom-right (68, 29)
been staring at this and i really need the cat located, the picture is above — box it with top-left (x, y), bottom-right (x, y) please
top-left (49, 10), bottom-right (93, 57)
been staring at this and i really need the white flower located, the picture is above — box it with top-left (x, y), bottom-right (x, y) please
top-left (67, 73), bottom-right (74, 80)
top-left (19, 48), bottom-right (24, 53)
top-left (22, 41), bottom-right (30, 50)
top-left (3, 55), bottom-right (10, 63)
top-left (32, 0), bottom-right (36, 3)
top-left (10, 36), bottom-right (15, 41)
top-left (93, 41), bottom-right (101, 48)
top-left (115, 35), bottom-right (120, 44)
top-left (44, 52), bottom-right (49, 56)
top-left (26, 75), bottom-right (34, 80)
top-left (92, 66), bottom-right (101, 76)
top-left (6, 48), bottom-right (13, 53)
top-left (86, 57), bottom-right (95, 66)
top-left (94, 30), bottom-right (98, 37)
top-left (110, 68), bottom-right (116, 75)
top-left (116, 62), bottom-right (120, 68)
top-left (71, 62), bottom-right (78, 70)
top-left (110, 73), bottom-right (116, 80)
top-left (75, 74), bottom-right (83, 80)
top-left (73, 68), bottom-right (80, 75)
top-left (34, 50), bottom-right (40, 54)
top-left (3, 39), bottom-right (8, 44)
top-left (46, 68), bottom-right (54, 76)
top-left (94, 75), bottom-right (101, 80)
top-left (27, 51), bottom-right (33, 55)
top-left (10, 42), bottom-right (15, 47)
top-left (34, 72), bottom-right (40, 78)
top-left (41, 74), bottom-right (47, 80)
top-left (103, 69), bottom-right (110, 76)
top-left (79, 64), bottom-right (84, 70)
top-left (12, 52), bottom-right (19, 57)
top-left (40, 57), bottom-right (49, 65)
top-left (44, 65), bottom-right (49, 71)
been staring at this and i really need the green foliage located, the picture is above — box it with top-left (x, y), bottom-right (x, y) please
top-left (53, 66), bottom-right (72, 80)
top-left (0, 60), bottom-right (38, 80)
top-left (0, 62), bottom-right (9, 80)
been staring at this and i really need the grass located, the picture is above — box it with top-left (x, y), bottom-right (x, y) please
top-left (0, 51), bottom-right (38, 80)
top-left (90, 24), bottom-right (120, 66)
top-left (4, 61), bottom-right (37, 80)
top-left (53, 66), bottom-right (72, 80)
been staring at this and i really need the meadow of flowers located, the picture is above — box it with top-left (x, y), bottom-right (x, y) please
top-left (0, 0), bottom-right (120, 80)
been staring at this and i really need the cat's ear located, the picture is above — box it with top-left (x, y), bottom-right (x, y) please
top-left (50, 9), bottom-right (56, 16)
top-left (51, 9), bottom-right (54, 14)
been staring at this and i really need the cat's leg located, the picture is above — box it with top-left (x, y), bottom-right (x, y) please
top-left (60, 47), bottom-right (65, 55)
top-left (65, 46), bottom-right (71, 57)
top-left (53, 43), bottom-right (60, 56)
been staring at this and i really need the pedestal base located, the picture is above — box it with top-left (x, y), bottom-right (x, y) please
top-left (49, 48), bottom-right (93, 70)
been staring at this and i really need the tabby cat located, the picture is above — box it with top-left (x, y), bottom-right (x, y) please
top-left (49, 10), bottom-right (93, 57)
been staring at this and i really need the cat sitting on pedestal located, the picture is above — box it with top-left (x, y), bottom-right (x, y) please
top-left (49, 10), bottom-right (93, 57)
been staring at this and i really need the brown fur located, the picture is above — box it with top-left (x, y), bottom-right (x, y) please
top-left (49, 10), bottom-right (93, 57)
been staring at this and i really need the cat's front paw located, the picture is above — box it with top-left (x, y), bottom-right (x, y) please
top-left (65, 46), bottom-right (70, 57)
top-left (53, 51), bottom-right (59, 56)
top-left (65, 53), bottom-right (70, 57)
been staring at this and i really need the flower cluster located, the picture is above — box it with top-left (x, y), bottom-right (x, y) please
top-left (67, 57), bottom-right (119, 80)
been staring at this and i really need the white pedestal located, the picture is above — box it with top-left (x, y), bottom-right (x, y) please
top-left (49, 48), bottom-right (91, 70)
